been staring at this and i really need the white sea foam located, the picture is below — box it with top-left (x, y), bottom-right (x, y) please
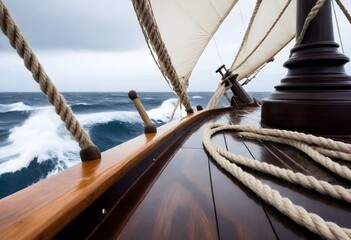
top-left (147, 98), bottom-right (186, 121)
top-left (192, 96), bottom-right (203, 99)
top-left (74, 102), bottom-right (89, 106)
top-left (0, 98), bottom-right (186, 175)
top-left (77, 110), bottom-right (141, 128)
top-left (0, 109), bottom-right (80, 175)
top-left (77, 98), bottom-right (184, 127)
top-left (0, 102), bottom-right (33, 113)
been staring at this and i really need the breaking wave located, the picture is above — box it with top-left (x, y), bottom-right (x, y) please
top-left (0, 102), bottom-right (34, 113)
top-left (0, 97), bottom-right (183, 176)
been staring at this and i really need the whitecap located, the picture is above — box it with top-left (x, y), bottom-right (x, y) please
top-left (192, 96), bottom-right (203, 99)
top-left (0, 109), bottom-right (80, 175)
top-left (0, 102), bottom-right (33, 113)
top-left (0, 97), bottom-right (188, 176)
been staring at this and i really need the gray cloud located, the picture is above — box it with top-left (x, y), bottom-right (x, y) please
top-left (0, 0), bottom-right (145, 51)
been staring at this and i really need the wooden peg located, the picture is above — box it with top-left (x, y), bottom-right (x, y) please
top-left (128, 90), bottom-right (157, 134)
top-left (196, 105), bottom-right (203, 111)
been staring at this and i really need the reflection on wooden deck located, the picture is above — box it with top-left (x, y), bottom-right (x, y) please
top-left (85, 107), bottom-right (351, 239)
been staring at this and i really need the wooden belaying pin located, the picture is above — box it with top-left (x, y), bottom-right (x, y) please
top-left (128, 90), bottom-right (157, 134)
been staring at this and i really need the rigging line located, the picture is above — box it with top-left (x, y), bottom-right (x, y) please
top-left (237, 0), bottom-right (246, 33)
top-left (233, 0), bottom-right (292, 69)
top-left (0, 0), bottom-right (101, 161)
top-left (213, 37), bottom-right (224, 65)
top-left (295, 0), bottom-right (326, 45)
top-left (131, 0), bottom-right (193, 113)
top-left (335, 0), bottom-right (351, 24)
top-left (332, 0), bottom-right (345, 53)
top-left (232, 0), bottom-right (263, 67)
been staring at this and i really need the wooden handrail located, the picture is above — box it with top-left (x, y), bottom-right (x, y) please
top-left (0, 108), bottom-right (228, 240)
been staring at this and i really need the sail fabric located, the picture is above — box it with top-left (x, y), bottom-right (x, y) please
top-left (230, 0), bottom-right (296, 81)
top-left (149, 0), bottom-right (238, 82)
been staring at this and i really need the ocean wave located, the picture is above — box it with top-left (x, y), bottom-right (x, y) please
top-left (0, 102), bottom-right (33, 113)
top-left (192, 96), bottom-right (203, 99)
top-left (148, 98), bottom-right (186, 121)
top-left (0, 109), bottom-right (80, 175)
top-left (0, 97), bottom-right (185, 175)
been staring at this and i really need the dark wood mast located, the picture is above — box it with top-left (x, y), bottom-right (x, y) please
top-left (261, 0), bottom-right (351, 134)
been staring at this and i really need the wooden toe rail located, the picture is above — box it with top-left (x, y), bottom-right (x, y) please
top-left (0, 108), bottom-right (227, 240)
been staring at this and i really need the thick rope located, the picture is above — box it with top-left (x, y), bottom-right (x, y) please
top-left (295, 0), bottom-right (326, 45)
top-left (207, 83), bottom-right (227, 110)
top-left (335, 0), bottom-right (351, 24)
top-left (168, 77), bottom-right (190, 122)
top-left (241, 59), bottom-right (273, 86)
top-left (232, 0), bottom-right (292, 71)
top-left (131, 0), bottom-right (193, 113)
top-left (0, 0), bottom-right (93, 150)
top-left (232, 0), bottom-right (263, 68)
top-left (168, 99), bottom-right (180, 123)
top-left (203, 123), bottom-right (351, 240)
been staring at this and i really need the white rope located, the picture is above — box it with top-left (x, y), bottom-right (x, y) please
top-left (295, 0), bottom-right (326, 45)
top-left (131, 0), bottom-right (193, 113)
top-left (203, 123), bottom-right (351, 240)
top-left (207, 84), bottom-right (227, 110)
top-left (168, 99), bottom-right (180, 123)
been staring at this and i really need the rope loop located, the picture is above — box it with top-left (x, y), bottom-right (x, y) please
top-left (203, 123), bottom-right (351, 239)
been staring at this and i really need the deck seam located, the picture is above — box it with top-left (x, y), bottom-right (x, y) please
top-left (208, 154), bottom-right (221, 240)
top-left (241, 139), bottom-right (283, 239)
top-left (262, 203), bottom-right (280, 240)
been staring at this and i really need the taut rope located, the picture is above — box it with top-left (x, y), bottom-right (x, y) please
top-left (0, 0), bottom-right (100, 161)
top-left (207, 83), bottom-right (227, 110)
top-left (203, 123), bottom-right (351, 240)
top-left (295, 0), bottom-right (326, 45)
top-left (232, 0), bottom-right (293, 72)
top-left (131, 0), bottom-right (193, 113)
top-left (335, 0), bottom-right (351, 24)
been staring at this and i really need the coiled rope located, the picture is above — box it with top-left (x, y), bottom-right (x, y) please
top-left (203, 123), bottom-right (351, 240)
top-left (0, 0), bottom-right (100, 161)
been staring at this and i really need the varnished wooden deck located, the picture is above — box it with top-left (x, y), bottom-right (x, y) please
top-left (62, 107), bottom-right (351, 239)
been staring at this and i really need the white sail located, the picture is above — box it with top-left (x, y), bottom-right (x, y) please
top-left (230, 0), bottom-right (296, 81)
top-left (149, 0), bottom-right (238, 82)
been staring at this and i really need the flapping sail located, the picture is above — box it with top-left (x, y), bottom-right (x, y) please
top-left (230, 0), bottom-right (296, 81)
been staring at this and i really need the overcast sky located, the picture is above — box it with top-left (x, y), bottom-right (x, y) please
top-left (0, 0), bottom-right (350, 92)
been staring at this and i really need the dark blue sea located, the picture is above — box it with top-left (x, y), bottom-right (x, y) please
top-left (0, 92), bottom-right (269, 199)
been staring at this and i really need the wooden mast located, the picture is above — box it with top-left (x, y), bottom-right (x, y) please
top-left (261, 0), bottom-right (351, 134)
